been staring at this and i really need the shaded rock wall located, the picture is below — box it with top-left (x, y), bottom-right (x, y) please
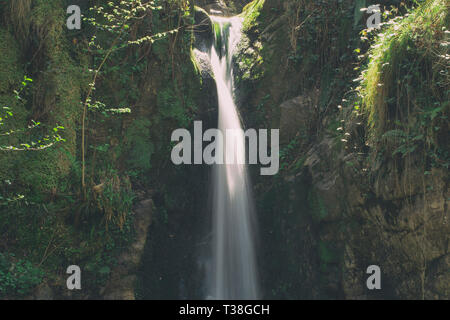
top-left (301, 131), bottom-right (449, 299)
top-left (234, 0), bottom-right (449, 299)
top-left (253, 90), bottom-right (449, 299)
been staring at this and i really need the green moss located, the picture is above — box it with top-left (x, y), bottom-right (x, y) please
top-left (0, 0), bottom-right (82, 202)
top-left (357, 0), bottom-right (449, 170)
top-left (30, 0), bottom-right (64, 44)
top-left (190, 47), bottom-right (201, 79)
top-left (241, 0), bottom-right (265, 32)
top-left (0, 29), bottom-right (30, 194)
top-left (0, 30), bottom-right (22, 93)
top-left (0, 29), bottom-right (25, 128)
top-left (238, 47), bottom-right (265, 81)
top-left (23, 0), bottom-right (81, 193)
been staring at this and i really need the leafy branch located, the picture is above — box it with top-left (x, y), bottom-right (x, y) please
top-left (0, 76), bottom-right (66, 152)
top-left (80, 0), bottom-right (182, 195)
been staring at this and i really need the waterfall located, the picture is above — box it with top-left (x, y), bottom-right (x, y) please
top-left (206, 16), bottom-right (260, 300)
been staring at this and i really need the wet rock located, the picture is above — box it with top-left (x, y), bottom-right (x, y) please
top-left (192, 48), bottom-right (213, 80)
top-left (279, 93), bottom-right (319, 145)
top-left (193, 6), bottom-right (213, 51)
top-left (203, 0), bottom-right (232, 16)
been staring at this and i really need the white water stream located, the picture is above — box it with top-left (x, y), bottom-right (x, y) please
top-left (207, 16), bottom-right (259, 300)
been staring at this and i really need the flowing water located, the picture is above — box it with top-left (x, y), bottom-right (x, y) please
top-left (206, 16), bottom-right (259, 300)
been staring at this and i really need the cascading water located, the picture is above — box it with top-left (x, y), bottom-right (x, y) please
top-left (206, 16), bottom-right (259, 300)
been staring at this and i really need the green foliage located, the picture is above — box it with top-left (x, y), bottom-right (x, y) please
top-left (85, 0), bottom-right (179, 54)
top-left (357, 0), bottom-right (449, 169)
top-left (237, 42), bottom-right (264, 81)
top-left (157, 86), bottom-right (193, 127)
top-left (361, 0), bottom-right (448, 129)
top-left (241, 0), bottom-right (266, 32)
top-left (0, 0), bottom-right (83, 199)
top-left (0, 253), bottom-right (44, 298)
top-left (279, 137), bottom-right (300, 171)
top-left (1, 76), bottom-right (66, 151)
top-left (0, 0), bottom-right (203, 300)
top-left (0, 73), bottom-right (69, 207)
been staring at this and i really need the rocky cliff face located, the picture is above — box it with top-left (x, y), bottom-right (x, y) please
top-left (234, 0), bottom-right (449, 299)
top-left (300, 125), bottom-right (449, 299)
top-left (247, 90), bottom-right (449, 300)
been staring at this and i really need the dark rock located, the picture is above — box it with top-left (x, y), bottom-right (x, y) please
top-left (279, 93), bottom-right (319, 145)
top-left (102, 199), bottom-right (153, 300)
top-left (202, 0), bottom-right (232, 16)
top-left (33, 284), bottom-right (54, 300)
top-left (193, 6), bottom-right (213, 51)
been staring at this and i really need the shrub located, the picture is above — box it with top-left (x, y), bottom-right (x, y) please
top-left (0, 253), bottom-right (44, 298)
